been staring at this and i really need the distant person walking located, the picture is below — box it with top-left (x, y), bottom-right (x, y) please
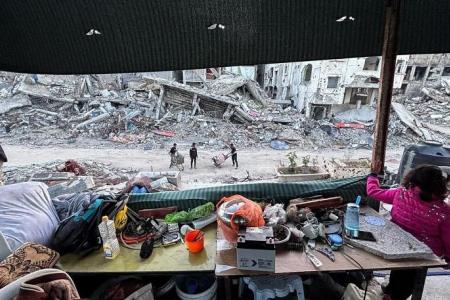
top-left (190, 143), bottom-right (198, 169)
top-left (230, 143), bottom-right (238, 169)
top-left (169, 143), bottom-right (177, 168)
top-left (0, 145), bottom-right (7, 185)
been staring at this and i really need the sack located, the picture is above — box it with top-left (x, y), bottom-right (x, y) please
top-left (52, 195), bottom-right (124, 255)
top-left (342, 283), bottom-right (382, 300)
top-left (216, 195), bottom-right (265, 242)
top-left (176, 153), bottom-right (184, 164)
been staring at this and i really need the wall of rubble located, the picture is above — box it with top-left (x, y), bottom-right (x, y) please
top-left (0, 69), bottom-right (448, 151)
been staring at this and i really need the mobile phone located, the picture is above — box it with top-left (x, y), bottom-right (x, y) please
top-left (346, 230), bottom-right (376, 242)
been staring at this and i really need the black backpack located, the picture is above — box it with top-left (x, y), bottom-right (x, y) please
top-left (53, 195), bottom-right (124, 256)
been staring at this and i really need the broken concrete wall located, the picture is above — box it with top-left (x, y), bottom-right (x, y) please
top-left (224, 66), bottom-right (256, 79)
top-left (264, 55), bottom-right (408, 118)
top-left (0, 95), bottom-right (32, 114)
top-left (403, 54), bottom-right (450, 97)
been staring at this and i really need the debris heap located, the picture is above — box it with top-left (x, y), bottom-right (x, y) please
top-left (0, 71), bottom-right (448, 150)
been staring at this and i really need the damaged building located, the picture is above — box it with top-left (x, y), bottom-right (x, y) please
top-left (263, 56), bottom-right (409, 119)
top-left (400, 53), bottom-right (450, 96)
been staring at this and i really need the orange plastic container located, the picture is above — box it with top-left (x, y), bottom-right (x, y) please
top-left (185, 229), bottom-right (205, 253)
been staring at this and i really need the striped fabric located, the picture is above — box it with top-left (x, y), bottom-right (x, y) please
top-left (129, 176), bottom-right (371, 211)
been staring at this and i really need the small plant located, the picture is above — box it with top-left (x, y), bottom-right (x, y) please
top-left (312, 156), bottom-right (319, 167)
top-left (286, 152), bottom-right (298, 170)
top-left (302, 155), bottom-right (311, 167)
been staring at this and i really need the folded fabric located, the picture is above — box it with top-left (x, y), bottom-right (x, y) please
top-left (0, 243), bottom-right (60, 288)
top-left (125, 282), bottom-right (154, 300)
top-left (52, 193), bottom-right (97, 221)
top-left (15, 272), bottom-right (80, 300)
top-left (0, 182), bottom-right (60, 251)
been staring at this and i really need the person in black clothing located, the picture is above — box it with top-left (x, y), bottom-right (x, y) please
top-left (0, 145), bottom-right (7, 185)
top-left (189, 143), bottom-right (198, 169)
top-left (230, 143), bottom-right (238, 169)
top-left (169, 143), bottom-right (177, 168)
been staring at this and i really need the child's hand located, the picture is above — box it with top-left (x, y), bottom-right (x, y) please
top-left (368, 172), bottom-right (385, 180)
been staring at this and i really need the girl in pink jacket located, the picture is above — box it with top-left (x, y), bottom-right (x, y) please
top-left (366, 165), bottom-right (449, 300)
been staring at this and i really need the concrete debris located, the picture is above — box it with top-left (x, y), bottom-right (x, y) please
top-left (334, 106), bottom-right (376, 123)
top-left (391, 103), bottom-right (432, 140)
top-left (3, 160), bottom-right (133, 187)
top-left (0, 95), bottom-right (32, 114)
top-left (137, 171), bottom-right (181, 187)
top-left (421, 87), bottom-right (449, 103)
top-left (0, 71), bottom-right (448, 150)
top-left (150, 177), bottom-right (178, 192)
top-left (30, 172), bottom-right (75, 182)
top-left (391, 80), bottom-right (449, 143)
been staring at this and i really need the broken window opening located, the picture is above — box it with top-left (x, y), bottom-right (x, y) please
top-left (400, 83), bottom-right (407, 94)
top-left (303, 64), bottom-right (312, 82)
top-left (327, 76), bottom-right (339, 89)
top-left (427, 68), bottom-right (438, 80)
top-left (272, 86), bottom-right (278, 99)
top-left (413, 66), bottom-right (427, 81)
top-left (442, 66), bottom-right (450, 76)
top-left (310, 104), bottom-right (331, 120)
top-left (405, 66), bottom-right (412, 80)
top-left (349, 88), bottom-right (369, 105)
top-left (363, 57), bottom-right (380, 71)
top-left (396, 60), bottom-right (404, 73)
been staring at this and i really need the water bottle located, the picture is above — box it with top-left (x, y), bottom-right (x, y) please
top-left (344, 203), bottom-right (360, 237)
top-left (98, 216), bottom-right (120, 259)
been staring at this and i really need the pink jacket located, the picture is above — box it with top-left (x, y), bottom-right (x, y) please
top-left (366, 176), bottom-right (450, 259)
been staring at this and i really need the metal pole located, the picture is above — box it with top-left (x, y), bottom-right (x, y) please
top-left (371, 0), bottom-right (401, 173)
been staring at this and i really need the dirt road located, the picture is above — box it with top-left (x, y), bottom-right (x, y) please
top-left (2, 144), bottom-right (404, 187)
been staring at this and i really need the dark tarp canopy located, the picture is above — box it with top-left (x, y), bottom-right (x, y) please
top-left (1, 0), bottom-right (449, 74)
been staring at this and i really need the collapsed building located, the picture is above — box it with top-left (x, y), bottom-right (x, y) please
top-left (263, 56), bottom-right (410, 119)
top-left (400, 53), bottom-right (450, 96)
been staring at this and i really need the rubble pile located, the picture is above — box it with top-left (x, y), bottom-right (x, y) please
top-left (3, 160), bottom-right (134, 186)
top-left (392, 79), bottom-right (450, 140)
top-left (1, 71), bottom-right (448, 150)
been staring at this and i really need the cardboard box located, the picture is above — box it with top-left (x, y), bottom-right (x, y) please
top-left (236, 227), bottom-right (275, 272)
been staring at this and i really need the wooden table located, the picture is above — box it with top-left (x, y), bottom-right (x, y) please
top-left (58, 224), bottom-right (217, 274)
top-left (215, 217), bottom-right (446, 300)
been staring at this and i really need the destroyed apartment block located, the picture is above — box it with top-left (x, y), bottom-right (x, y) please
top-left (0, 72), bottom-right (279, 145)
top-left (142, 75), bottom-right (268, 124)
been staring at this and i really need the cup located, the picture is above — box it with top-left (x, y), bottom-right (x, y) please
top-left (301, 223), bottom-right (319, 239)
top-left (185, 229), bottom-right (205, 253)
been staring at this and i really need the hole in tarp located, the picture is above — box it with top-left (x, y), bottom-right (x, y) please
top-left (86, 29), bottom-right (102, 36)
top-left (207, 24), bottom-right (225, 30)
